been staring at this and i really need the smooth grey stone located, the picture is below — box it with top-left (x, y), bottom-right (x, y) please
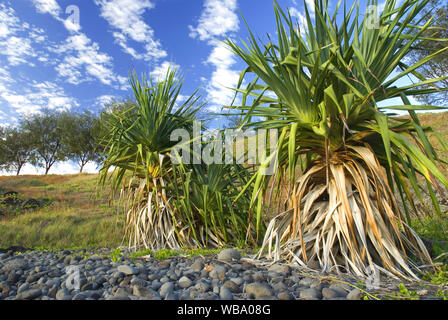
top-left (268, 264), bottom-right (290, 275)
top-left (133, 285), bottom-right (159, 298)
top-left (17, 282), bottom-right (30, 294)
top-left (72, 293), bottom-right (88, 300)
top-left (329, 283), bottom-right (351, 296)
top-left (159, 276), bottom-right (170, 283)
top-left (190, 260), bottom-right (204, 272)
top-left (82, 290), bottom-right (102, 299)
top-left (219, 286), bottom-right (233, 300)
top-left (256, 295), bottom-right (277, 300)
top-left (164, 292), bottom-right (178, 300)
top-left (277, 291), bottom-right (292, 300)
top-left (322, 287), bottom-right (340, 299)
top-left (310, 280), bottom-right (324, 290)
top-left (178, 276), bottom-right (192, 289)
top-left (114, 287), bottom-right (131, 297)
top-left (48, 285), bottom-right (58, 298)
top-left (7, 272), bottom-right (19, 284)
top-left (56, 288), bottom-right (71, 300)
top-left (195, 280), bottom-right (210, 293)
top-left (272, 281), bottom-right (287, 292)
top-left (347, 288), bottom-right (362, 300)
top-left (217, 249), bottom-right (241, 262)
top-left (159, 282), bottom-right (174, 297)
top-left (180, 289), bottom-right (192, 300)
top-left (223, 280), bottom-right (241, 293)
top-left (329, 282), bottom-right (352, 292)
top-left (299, 277), bottom-right (314, 287)
top-left (229, 277), bottom-right (244, 286)
top-left (299, 288), bottom-right (322, 300)
top-left (230, 264), bottom-right (242, 271)
top-left (200, 270), bottom-right (209, 278)
top-left (151, 280), bottom-right (162, 291)
top-left (252, 272), bottom-right (265, 282)
top-left (213, 285), bottom-right (220, 295)
top-left (209, 265), bottom-right (227, 279)
top-left (106, 295), bottom-right (130, 300)
top-left (117, 265), bottom-right (138, 275)
top-left (245, 282), bottom-right (273, 299)
top-left (17, 288), bottom-right (42, 300)
top-left (2, 257), bottom-right (28, 272)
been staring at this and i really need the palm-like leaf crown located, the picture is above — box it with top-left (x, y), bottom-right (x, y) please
top-left (228, 0), bottom-right (448, 222)
top-left (99, 69), bottom-right (204, 191)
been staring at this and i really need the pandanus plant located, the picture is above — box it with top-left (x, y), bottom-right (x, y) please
top-left (99, 69), bottom-right (204, 250)
top-left (173, 161), bottom-right (258, 248)
top-left (99, 69), bottom-right (256, 250)
top-left (226, 0), bottom-right (448, 279)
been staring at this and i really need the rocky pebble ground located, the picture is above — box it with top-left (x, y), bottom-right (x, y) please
top-left (0, 248), bottom-right (445, 301)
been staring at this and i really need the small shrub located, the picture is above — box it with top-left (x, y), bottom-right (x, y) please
top-left (130, 248), bottom-right (152, 259)
top-left (153, 248), bottom-right (179, 260)
top-left (422, 265), bottom-right (448, 285)
top-left (108, 247), bottom-right (123, 262)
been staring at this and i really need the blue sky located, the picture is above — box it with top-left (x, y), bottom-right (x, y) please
top-left (0, 0), bottom-right (420, 174)
top-left (0, 0), bottom-right (299, 123)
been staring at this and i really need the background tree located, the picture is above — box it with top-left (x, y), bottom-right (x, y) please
top-left (407, 0), bottom-right (448, 105)
top-left (0, 126), bottom-right (35, 175)
top-left (21, 109), bottom-right (67, 175)
top-left (59, 111), bottom-right (102, 173)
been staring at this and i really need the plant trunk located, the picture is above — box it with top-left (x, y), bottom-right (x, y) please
top-left (16, 164), bottom-right (23, 175)
top-left (258, 145), bottom-right (433, 280)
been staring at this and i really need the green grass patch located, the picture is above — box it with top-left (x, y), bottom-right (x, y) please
top-left (0, 178), bottom-right (48, 188)
top-left (128, 247), bottom-right (222, 260)
top-left (411, 213), bottom-right (448, 263)
top-left (0, 207), bottom-right (125, 250)
top-left (422, 265), bottom-right (448, 285)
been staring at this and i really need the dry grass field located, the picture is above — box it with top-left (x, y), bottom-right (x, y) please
top-left (0, 173), bottom-right (124, 250)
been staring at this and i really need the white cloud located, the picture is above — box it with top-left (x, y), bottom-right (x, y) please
top-left (95, 0), bottom-right (167, 61)
top-left (52, 33), bottom-right (119, 86)
top-left (289, 0), bottom-right (315, 31)
top-left (189, 0), bottom-right (241, 112)
top-left (95, 94), bottom-right (118, 107)
top-left (0, 5), bottom-right (20, 37)
top-left (0, 5), bottom-right (43, 66)
top-left (30, 1), bottom-right (128, 88)
top-left (0, 36), bottom-right (36, 66)
top-left (289, 7), bottom-right (308, 31)
top-left (151, 61), bottom-right (180, 81)
top-left (205, 41), bottom-right (240, 112)
top-left (305, 0), bottom-right (316, 13)
top-left (189, 0), bottom-right (239, 42)
top-left (30, 0), bottom-right (61, 17)
top-left (0, 79), bottom-right (79, 117)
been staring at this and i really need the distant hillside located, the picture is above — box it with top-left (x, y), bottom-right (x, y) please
top-left (403, 111), bottom-right (448, 162)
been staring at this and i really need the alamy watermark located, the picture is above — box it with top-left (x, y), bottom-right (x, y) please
top-left (63, 5), bottom-right (81, 32)
top-left (65, 265), bottom-right (80, 291)
top-left (366, 5), bottom-right (380, 29)
top-left (170, 121), bottom-right (279, 175)
top-left (365, 265), bottom-right (381, 290)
